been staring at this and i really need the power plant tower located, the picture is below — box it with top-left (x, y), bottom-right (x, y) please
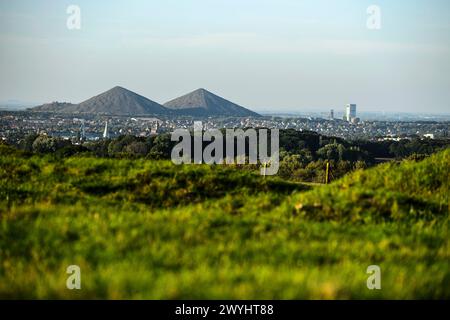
top-left (103, 120), bottom-right (110, 139)
top-left (345, 104), bottom-right (357, 122)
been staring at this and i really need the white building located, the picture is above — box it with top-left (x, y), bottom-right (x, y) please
top-left (345, 104), bottom-right (357, 122)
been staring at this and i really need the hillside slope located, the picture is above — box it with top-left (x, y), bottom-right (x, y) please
top-left (71, 86), bottom-right (169, 115)
top-left (30, 102), bottom-right (77, 112)
top-left (164, 88), bottom-right (260, 117)
top-left (0, 147), bottom-right (448, 299)
top-left (31, 87), bottom-right (171, 116)
top-left (286, 148), bottom-right (449, 222)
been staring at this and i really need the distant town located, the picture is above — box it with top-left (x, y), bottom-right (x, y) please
top-left (0, 86), bottom-right (448, 144)
top-left (1, 109), bottom-right (449, 145)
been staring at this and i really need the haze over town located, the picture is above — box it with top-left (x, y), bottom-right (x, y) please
top-left (0, 0), bottom-right (449, 114)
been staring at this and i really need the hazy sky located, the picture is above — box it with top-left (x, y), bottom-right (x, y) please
top-left (0, 0), bottom-right (449, 113)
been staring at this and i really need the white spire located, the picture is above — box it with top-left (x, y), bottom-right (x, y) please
top-left (80, 119), bottom-right (86, 141)
top-left (103, 120), bottom-right (109, 138)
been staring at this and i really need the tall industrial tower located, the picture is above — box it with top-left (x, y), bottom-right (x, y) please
top-left (345, 104), bottom-right (356, 122)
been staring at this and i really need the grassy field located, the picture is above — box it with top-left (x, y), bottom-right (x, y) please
top-left (0, 145), bottom-right (448, 299)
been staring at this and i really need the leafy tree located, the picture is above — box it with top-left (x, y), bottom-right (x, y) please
top-left (354, 160), bottom-right (367, 170)
top-left (20, 133), bottom-right (39, 152)
top-left (298, 148), bottom-right (314, 165)
top-left (317, 143), bottom-right (345, 161)
top-left (54, 144), bottom-right (88, 158)
top-left (108, 135), bottom-right (139, 156)
top-left (85, 140), bottom-right (110, 157)
top-left (279, 154), bottom-right (303, 178)
top-left (342, 146), bottom-right (370, 162)
top-left (32, 135), bottom-right (68, 154)
top-left (389, 141), bottom-right (409, 158)
top-left (148, 134), bottom-right (172, 159)
top-left (124, 141), bottom-right (149, 157)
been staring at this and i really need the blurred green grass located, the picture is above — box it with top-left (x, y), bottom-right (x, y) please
top-left (0, 145), bottom-right (448, 299)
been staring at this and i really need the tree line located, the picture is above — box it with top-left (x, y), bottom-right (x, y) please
top-left (6, 129), bottom-right (449, 183)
